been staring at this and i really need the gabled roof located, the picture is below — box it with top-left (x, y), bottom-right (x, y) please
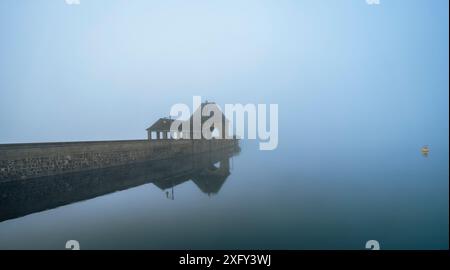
top-left (146, 118), bottom-right (174, 131)
top-left (147, 101), bottom-right (228, 133)
top-left (189, 102), bottom-right (229, 127)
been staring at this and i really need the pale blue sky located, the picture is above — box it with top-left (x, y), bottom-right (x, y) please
top-left (0, 0), bottom-right (448, 155)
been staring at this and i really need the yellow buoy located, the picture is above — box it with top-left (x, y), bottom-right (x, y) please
top-left (421, 146), bottom-right (429, 157)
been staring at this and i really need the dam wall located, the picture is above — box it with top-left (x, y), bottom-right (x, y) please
top-left (0, 139), bottom-right (238, 183)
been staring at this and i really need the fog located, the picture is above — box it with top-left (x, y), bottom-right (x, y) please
top-left (0, 0), bottom-right (448, 249)
top-left (0, 1), bottom-right (448, 154)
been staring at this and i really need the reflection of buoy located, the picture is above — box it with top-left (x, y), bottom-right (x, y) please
top-left (421, 146), bottom-right (429, 157)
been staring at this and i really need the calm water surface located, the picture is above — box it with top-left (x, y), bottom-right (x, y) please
top-left (0, 141), bottom-right (448, 249)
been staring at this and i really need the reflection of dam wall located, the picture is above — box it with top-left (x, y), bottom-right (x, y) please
top-left (0, 139), bottom-right (238, 183)
top-left (0, 146), bottom-right (240, 222)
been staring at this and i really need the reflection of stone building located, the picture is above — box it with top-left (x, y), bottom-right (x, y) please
top-left (192, 158), bottom-right (230, 195)
top-left (0, 145), bottom-right (240, 222)
top-left (154, 157), bottom-right (230, 197)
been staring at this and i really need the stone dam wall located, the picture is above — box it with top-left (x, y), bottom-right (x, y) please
top-left (0, 139), bottom-right (238, 183)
